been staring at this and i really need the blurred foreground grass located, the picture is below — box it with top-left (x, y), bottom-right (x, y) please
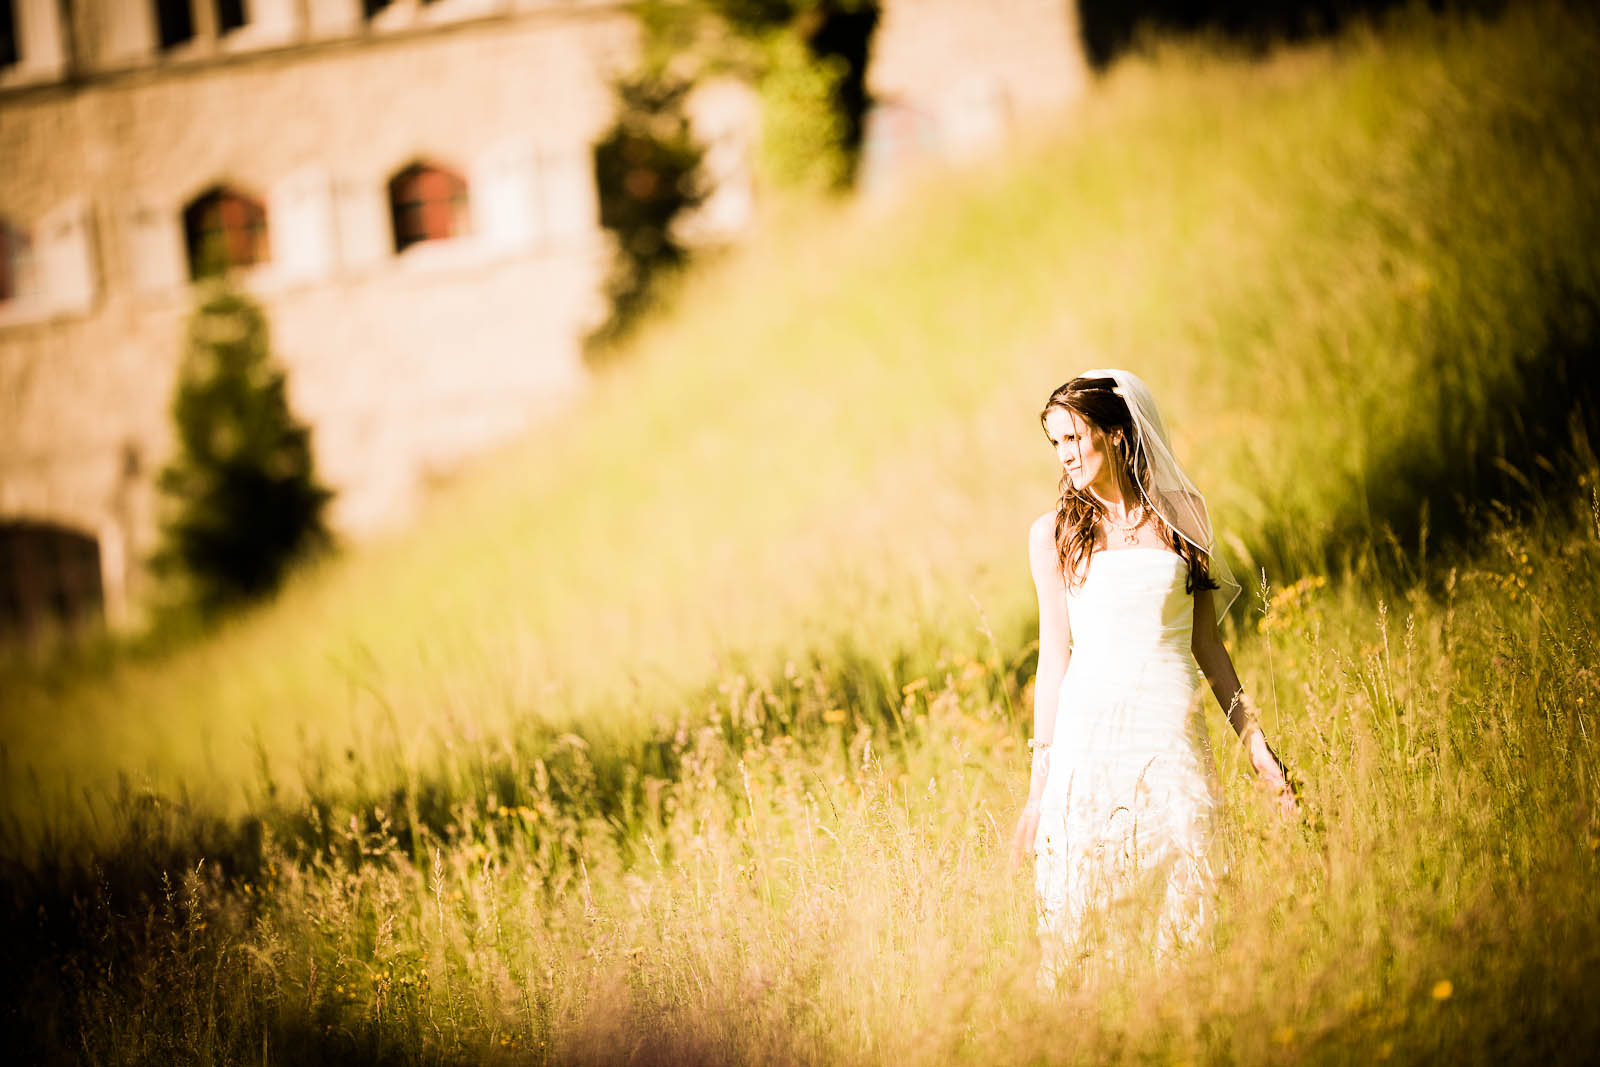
top-left (3, 2), bottom-right (1599, 1062)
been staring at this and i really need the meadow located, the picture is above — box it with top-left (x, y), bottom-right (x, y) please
top-left (3, 2), bottom-right (1598, 1062)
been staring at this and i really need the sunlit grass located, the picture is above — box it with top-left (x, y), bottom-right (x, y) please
top-left (14, 492), bottom-right (1598, 1062)
top-left (2, 2), bottom-right (1599, 1062)
top-left (5, 3), bottom-right (1596, 820)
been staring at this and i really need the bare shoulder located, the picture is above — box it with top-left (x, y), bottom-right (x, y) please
top-left (1028, 511), bottom-right (1057, 553)
top-left (1028, 511), bottom-right (1059, 576)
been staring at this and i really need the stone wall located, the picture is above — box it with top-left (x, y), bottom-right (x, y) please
top-left (1, 1), bottom-right (637, 624)
top-left (864, 0), bottom-right (1088, 186)
top-left (0, 0), bottom-right (1088, 631)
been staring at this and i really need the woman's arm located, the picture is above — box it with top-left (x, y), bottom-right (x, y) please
top-left (1191, 588), bottom-right (1298, 817)
top-left (1012, 513), bottom-right (1072, 863)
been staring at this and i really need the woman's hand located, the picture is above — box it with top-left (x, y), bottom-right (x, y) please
top-left (1010, 802), bottom-right (1042, 870)
top-left (1247, 728), bottom-right (1299, 819)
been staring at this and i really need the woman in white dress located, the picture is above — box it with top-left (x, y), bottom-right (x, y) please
top-left (1010, 370), bottom-right (1296, 980)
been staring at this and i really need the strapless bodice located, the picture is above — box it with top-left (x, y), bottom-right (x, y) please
top-left (1048, 547), bottom-right (1205, 786)
top-left (1066, 549), bottom-right (1195, 664)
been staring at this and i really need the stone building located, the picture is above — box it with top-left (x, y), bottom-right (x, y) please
top-left (0, 0), bottom-right (1085, 640)
top-left (864, 0), bottom-right (1087, 186)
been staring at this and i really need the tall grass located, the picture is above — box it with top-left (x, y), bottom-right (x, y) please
top-left (3, 2), bottom-right (1599, 1061)
top-left (8, 493), bottom-right (1598, 1063)
top-left (5, 3), bottom-right (1596, 819)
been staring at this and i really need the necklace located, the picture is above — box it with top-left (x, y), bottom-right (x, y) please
top-left (1105, 505), bottom-right (1145, 546)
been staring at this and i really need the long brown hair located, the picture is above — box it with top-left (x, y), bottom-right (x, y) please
top-left (1040, 376), bottom-right (1218, 596)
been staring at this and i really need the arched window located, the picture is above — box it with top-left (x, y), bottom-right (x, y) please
top-left (183, 186), bottom-right (270, 279)
top-left (362, 0), bottom-right (394, 18)
top-left (388, 161), bottom-right (469, 253)
top-left (0, 217), bottom-right (37, 303)
top-left (0, 521), bottom-right (104, 640)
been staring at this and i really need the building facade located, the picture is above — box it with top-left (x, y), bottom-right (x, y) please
top-left (1, 0), bottom-right (648, 633)
top-left (864, 0), bottom-right (1087, 184)
top-left (0, 0), bottom-right (1085, 639)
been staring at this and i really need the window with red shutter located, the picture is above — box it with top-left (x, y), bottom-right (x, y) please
top-left (388, 162), bottom-right (470, 252)
top-left (183, 187), bottom-right (270, 279)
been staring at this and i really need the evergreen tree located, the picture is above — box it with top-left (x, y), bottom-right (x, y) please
top-left (152, 283), bottom-right (332, 617)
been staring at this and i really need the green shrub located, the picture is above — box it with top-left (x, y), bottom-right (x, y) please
top-left (151, 283), bottom-right (332, 618)
top-left (711, 1), bottom-right (878, 184)
top-left (587, 73), bottom-right (708, 357)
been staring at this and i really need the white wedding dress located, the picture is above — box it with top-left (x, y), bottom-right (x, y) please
top-left (1034, 548), bottom-right (1218, 979)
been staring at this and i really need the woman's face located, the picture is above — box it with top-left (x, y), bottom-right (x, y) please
top-left (1044, 406), bottom-right (1114, 495)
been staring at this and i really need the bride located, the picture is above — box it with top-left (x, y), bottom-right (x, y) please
top-left (1010, 370), bottom-right (1296, 980)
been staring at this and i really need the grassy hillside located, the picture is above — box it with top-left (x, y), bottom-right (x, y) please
top-left (3, 2), bottom-right (1599, 1062)
top-left (5, 2), bottom-right (1596, 823)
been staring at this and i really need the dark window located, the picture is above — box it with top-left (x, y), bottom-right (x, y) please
top-left (156, 0), bottom-right (196, 50)
top-left (388, 162), bottom-right (469, 252)
top-left (362, 0), bottom-right (394, 18)
top-left (0, 222), bottom-right (13, 302)
top-left (0, 522), bottom-right (105, 641)
top-left (216, 0), bottom-right (247, 34)
top-left (183, 187), bottom-right (270, 279)
top-left (0, 219), bottom-right (33, 304)
top-left (1, 0), bottom-right (19, 68)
